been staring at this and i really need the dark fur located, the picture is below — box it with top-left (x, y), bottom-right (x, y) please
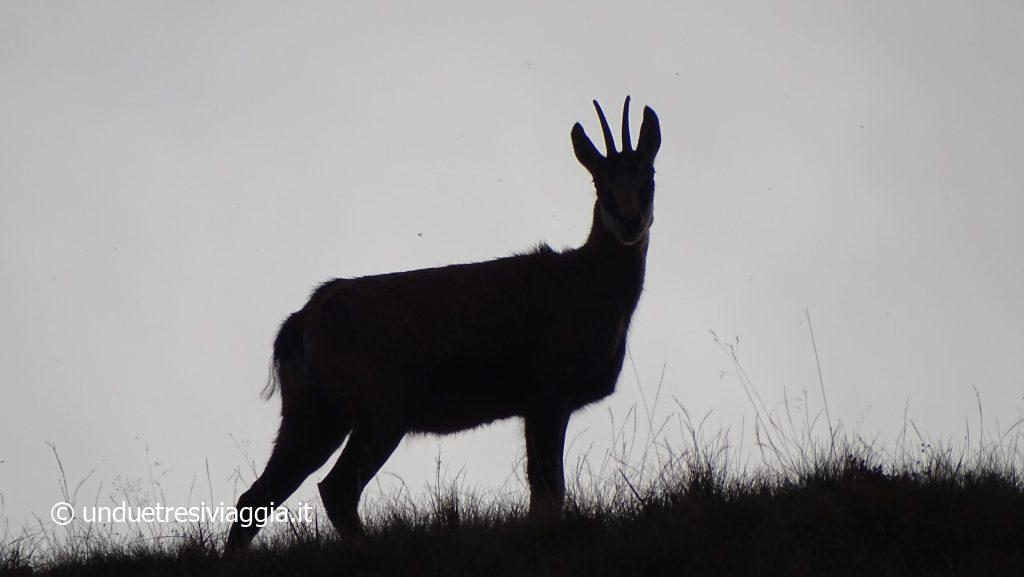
top-left (226, 98), bottom-right (661, 552)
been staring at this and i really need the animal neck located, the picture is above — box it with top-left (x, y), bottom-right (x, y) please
top-left (579, 201), bottom-right (649, 308)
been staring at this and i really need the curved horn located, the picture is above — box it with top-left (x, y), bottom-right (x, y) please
top-left (593, 100), bottom-right (616, 155)
top-left (621, 96), bottom-right (632, 152)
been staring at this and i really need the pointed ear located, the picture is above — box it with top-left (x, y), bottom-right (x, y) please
top-left (571, 122), bottom-right (602, 174)
top-left (637, 106), bottom-right (661, 163)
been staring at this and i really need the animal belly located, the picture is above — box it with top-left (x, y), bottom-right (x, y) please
top-left (406, 372), bottom-right (527, 434)
top-left (408, 392), bottom-right (522, 434)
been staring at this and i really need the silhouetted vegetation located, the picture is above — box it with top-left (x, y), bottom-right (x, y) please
top-left (5, 335), bottom-right (1022, 576)
top-left (4, 428), bottom-right (1022, 576)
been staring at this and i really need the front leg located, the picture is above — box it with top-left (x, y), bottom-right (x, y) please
top-left (524, 407), bottom-right (570, 517)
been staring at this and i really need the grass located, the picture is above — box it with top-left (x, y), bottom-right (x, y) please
top-left (3, 331), bottom-right (1022, 576)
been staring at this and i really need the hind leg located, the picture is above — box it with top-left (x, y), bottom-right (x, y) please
top-left (318, 420), bottom-right (405, 537)
top-left (225, 402), bottom-right (348, 552)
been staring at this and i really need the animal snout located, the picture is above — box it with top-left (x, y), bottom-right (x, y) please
top-left (621, 215), bottom-right (643, 231)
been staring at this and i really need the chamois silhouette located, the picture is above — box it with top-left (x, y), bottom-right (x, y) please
top-left (226, 97), bottom-right (661, 551)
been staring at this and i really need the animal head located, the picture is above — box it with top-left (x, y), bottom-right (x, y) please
top-left (571, 97), bottom-right (661, 246)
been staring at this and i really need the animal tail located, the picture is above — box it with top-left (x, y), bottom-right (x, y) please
top-left (260, 310), bottom-right (307, 400)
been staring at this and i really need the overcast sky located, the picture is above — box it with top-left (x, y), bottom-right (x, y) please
top-left (2, 1), bottom-right (1023, 529)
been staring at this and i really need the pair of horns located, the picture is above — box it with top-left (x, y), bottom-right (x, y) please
top-left (593, 96), bottom-right (632, 155)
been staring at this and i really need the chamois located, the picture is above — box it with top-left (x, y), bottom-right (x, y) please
top-left (226, 97), bottom-right (661, 551)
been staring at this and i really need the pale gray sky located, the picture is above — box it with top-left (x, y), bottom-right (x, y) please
top-left (2, 1), bottom-right (1023, 529)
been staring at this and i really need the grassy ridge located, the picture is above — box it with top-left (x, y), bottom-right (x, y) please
top-left (5, 334), bottom-right (1022, 576)
top-left (2, 444), bottom-right (1022, 577)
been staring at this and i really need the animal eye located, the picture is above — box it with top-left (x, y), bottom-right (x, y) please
top-left (601, 193), bottom-right (619, 212)
top-left (640, 188), bottom-right (653, 208)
